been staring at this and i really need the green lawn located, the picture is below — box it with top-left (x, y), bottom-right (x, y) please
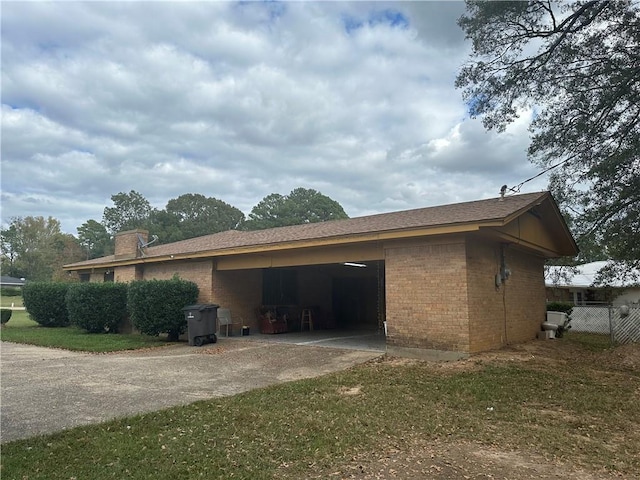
top-left (0, 310), bottom-right (171, 352)
top-left (0, 294), bottom-right (23, 308)
top-left (1, 334), bottom-right (638, 480)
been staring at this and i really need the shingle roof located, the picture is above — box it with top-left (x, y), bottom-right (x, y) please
top-left (545, 261), bottom-right (640, 288)
top-left (0, 276), bottom-right (27, 286)
top-left (65, 191), bottom-right (553, 268)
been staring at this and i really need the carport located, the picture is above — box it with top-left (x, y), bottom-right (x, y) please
top-left (64, 192), bottom-right (579, 358)
top-left (258, 260), bottom-right (385, 331)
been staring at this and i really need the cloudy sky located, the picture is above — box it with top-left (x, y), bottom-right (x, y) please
top-left (1, 1), bottom-right (547, 235)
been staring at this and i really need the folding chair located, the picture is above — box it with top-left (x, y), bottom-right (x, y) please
top-left (217, 308), bottom-right (234, 337)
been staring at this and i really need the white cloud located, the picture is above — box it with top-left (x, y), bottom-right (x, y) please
top-left (1, 1), bottom-right (546, 234)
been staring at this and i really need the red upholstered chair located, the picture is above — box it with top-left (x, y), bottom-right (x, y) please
top-left (257, 307), bottom-right (288, 334)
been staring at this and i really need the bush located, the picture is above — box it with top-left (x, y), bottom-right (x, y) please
top-left (546, 302), bottom-right (574, 316)
top-left (1, 309), bottom-right (12, 324)
top-left (22, 282), bottom-right (70, 327)
top-left (127, 278), bottom-right (199, 341)
top-left (1, 287), bottom-right (23, 297)
top-left (66, 283), bottom-right (128, 333)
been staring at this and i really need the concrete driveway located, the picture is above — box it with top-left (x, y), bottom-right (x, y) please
top-left (0, 338), bottom-right (382, 443)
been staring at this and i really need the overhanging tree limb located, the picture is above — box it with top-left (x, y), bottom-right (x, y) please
top-left (457, 0), bottom-right (640, 275)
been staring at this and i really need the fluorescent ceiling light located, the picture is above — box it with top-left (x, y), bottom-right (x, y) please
top-left (343, 262), bottom-right (367, 268)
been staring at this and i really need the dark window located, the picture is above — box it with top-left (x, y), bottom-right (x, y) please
top-left (79, 273), bottom-right (90, 282)
top-left (262, 269), bottom-right (298, 305)
top-left (104, 271), bottom-right (114, 283)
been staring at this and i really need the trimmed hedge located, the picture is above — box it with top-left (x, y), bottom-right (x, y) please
top-left (1, 287), bottom-right (22, 297)
top-left (127, 278), bottom-right (199, 341)
top-left (66, 282), bottom-right (128, 333)
top-left (1, 309), bottom-right (12, 324)
top-left (22, 282), bottom-right (71, 327)
top-left (546, 302), bottom-right (574, 316)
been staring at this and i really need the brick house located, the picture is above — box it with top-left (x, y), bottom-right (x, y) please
top-left (64, 191), bottom-right (577, 359)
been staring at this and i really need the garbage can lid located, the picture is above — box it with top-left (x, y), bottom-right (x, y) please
top-left (182, 304), bottom-right (220, 311)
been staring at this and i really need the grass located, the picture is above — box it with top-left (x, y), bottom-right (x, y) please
top-left (0, 310), bottom-right (171, 352)
top-left (1, 338), bottom-right (639, 479)
top-left (565, 330), bottom-right (614, 351)
top-left (0, 295), bottom-right (23, 308)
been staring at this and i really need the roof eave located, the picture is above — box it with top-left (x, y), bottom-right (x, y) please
top-left (64, 221), bottom-right (486, 271)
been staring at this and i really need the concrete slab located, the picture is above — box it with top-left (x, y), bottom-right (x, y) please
top-left (0, 338), bottom-right (382, 443)
top-left (233, 329), bottom-right (387, 352)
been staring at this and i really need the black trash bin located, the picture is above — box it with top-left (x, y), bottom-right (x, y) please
top-left (183, 304), bottom-right (219, 346)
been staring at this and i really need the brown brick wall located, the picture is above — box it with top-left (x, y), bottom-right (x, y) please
top-left (211, 269), bottom-right (262, 334)
top-left (114, 265), bottom-right (140, 283)
top-left (143, 260), bottom-right (214, 303)
top-left (114, 230), bottom-right (147, 260)
top-left (465, 238), bottom-right (506, 352)
top-left (385, 238), bottom-right (471, 352)
top-left (466, 237), bottom-right (546, 352)
top-left (503, 247), bottom-right (546, 344)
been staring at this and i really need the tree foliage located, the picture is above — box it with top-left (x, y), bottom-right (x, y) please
top-left (99, 191), bottom-right (246, 243)
top-left (102, 190), bottom-right (155, 235)
top-left (243, 188), bottom-right (349, 230)
top-left (158, 194), bottom-right (244, 241)
top-left (457, 0), bottom-right (640, 275)
top-left (8, 189), bottom-right (348, 274)
top-left (77, 219), bottom-right (113, 259)
top-left (0, 216), bottom-right (84, 281)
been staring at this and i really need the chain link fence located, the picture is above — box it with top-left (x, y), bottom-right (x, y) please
top-left (569, 305), bottom-right (640, 344)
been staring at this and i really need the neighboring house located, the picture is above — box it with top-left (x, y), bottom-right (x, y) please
top-left (64, 191), bottom-right (577, 359)
top-left (0, 276), bottom-right (26, 288)
top-left (546, 261), bottom-right (640, 306)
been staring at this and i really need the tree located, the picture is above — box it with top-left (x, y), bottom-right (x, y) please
top-left (0, 224), bottom-right (20, 277)
top-left (102, 190), bottom-right (155, 235)
top-left (77, 219), bottom-right (113, 259)
top-left (0, 216), bottom-right (84, 281)
top-left (163, 194), bottom-right (245, 240)
top-left (49, 233), bottom-right (86, 281)
top-left (456, 1), bottom-right (640, 277)
top-left (243, 188), bottom-right (349, 230)
top-left (243, 193), bottom-right (287, 230)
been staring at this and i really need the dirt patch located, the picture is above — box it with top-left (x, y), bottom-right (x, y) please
top-left (338, 385), bottom-right (363, 396)
top-left (407, 338), bottom-right (640, 376)
top-left (291, 339), bottom-right (640, 480)
top-left (598, 343), bottom-right (640, 370)
top-left (300, 436), bottom-right (625, 479)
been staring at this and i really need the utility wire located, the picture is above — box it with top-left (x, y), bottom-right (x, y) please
top-left (508, 157), bottom-right (573, 194)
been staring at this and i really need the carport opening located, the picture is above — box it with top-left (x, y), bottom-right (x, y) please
top-left (260, 260), bottom-right (385, 333)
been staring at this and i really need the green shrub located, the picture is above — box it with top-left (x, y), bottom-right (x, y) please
top-left (127, 278), bottom-right (199, 341)
top-left (66, 283), bottom-right (128, 333)
top-left (22, 282), bottom-right (70, 327)
top-left (546, 302), bottom-right (574, 316)
top-left (1, 287), bottom-right (23, 297)
top-left (1, 309), bottom-right (12, 324)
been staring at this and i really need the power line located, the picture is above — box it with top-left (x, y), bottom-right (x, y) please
top-left (508, 157), bottom-right (573, 194)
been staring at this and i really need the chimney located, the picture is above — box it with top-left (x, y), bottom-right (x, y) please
top-left (114, 229), bottom-right (148, 260)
